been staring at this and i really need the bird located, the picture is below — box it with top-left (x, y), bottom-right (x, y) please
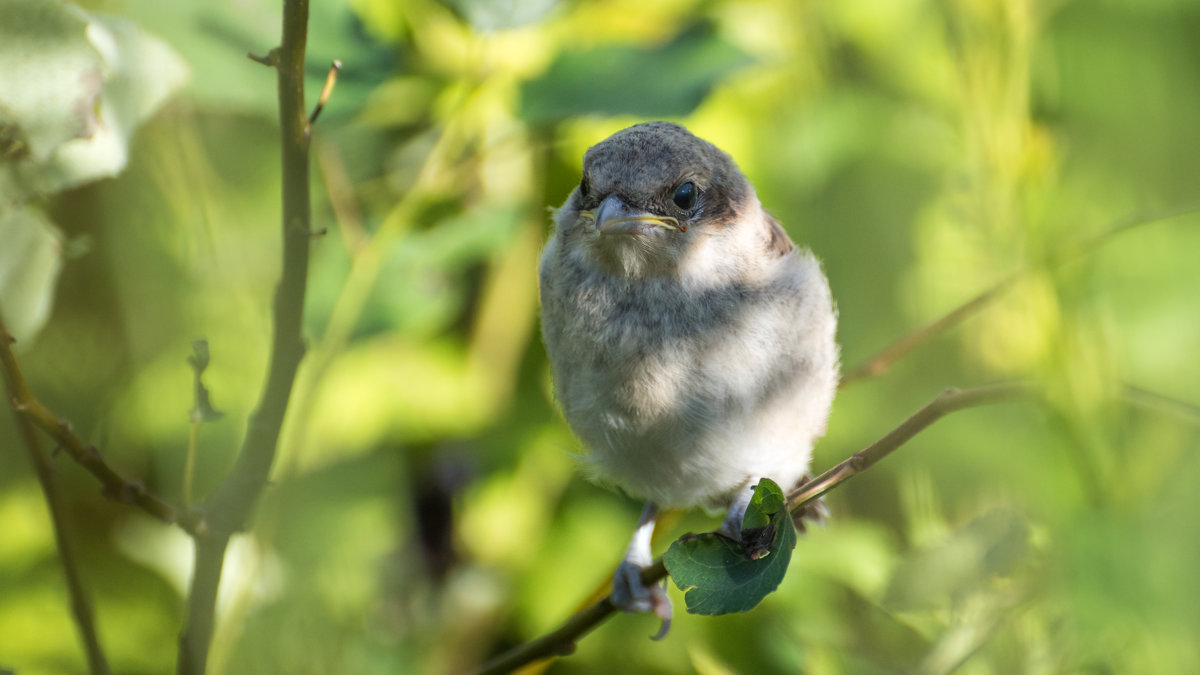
top-left (538, 121), bottom-right (839, 630)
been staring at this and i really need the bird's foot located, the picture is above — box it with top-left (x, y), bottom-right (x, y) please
top-left (612, 560), bottom-right (672, 640)
top-left (721, 507), bottom-right (776, 560)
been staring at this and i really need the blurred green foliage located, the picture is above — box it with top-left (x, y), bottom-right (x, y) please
top-left (2, 0), bottom-right (1199, 673)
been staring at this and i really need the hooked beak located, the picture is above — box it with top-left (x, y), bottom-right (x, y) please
top-left (583, 194), bottom-right (685, 235)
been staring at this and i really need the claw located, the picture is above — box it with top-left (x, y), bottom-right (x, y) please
top-left (613, 502), bottom-right (675, 638)
top-left (612, 560), bottom-right (673, 638)
top-left (650, 588), bottom-right (672, 641)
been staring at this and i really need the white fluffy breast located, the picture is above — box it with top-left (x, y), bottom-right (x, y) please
top-left (539, 212), bottom-right (839, 509)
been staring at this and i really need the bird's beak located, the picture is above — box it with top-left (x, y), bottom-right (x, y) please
top-left (585, 194), bottom-right (684, 235)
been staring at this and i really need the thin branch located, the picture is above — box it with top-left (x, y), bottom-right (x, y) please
top-left (1, 322), bottom-right (111, 675)
top-left (840, 203), bottom-right (1200, 387)
top-left (476, 561), bottom-right (667, 675)
top-left (177, 1), bottom-right (315, 672)
top-left (840, 283), bottom-right (1012, 387)
top-left (787, 382), bottom-right (1032, 513)
top-left (475, 382), bottom-right (1030, 675)
top-left (0, 320), bottom-right (204, 536)
top-left (247, 48), bottom-right (279, 67)
top-left (308, 60), bottom-right (342, 124)
top-left (1123, 385), bottom-right (1200, 426)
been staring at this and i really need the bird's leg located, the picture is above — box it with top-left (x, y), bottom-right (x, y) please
top-left (612, 501), bottom-right (672, 638)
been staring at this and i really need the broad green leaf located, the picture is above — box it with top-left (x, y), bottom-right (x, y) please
top-left (664, 478), bottom-right (797, 615)
top-left (0, 206), bottom-right (63, 345)
top-left (520, 23), bottom-right (754, 124)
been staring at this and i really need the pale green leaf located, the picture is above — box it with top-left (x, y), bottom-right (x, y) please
top-left (0, 205), bottom-right (63, 344)
top-left (33, 10), bottom-right (190, 194)
top-left (0, 1), bottom-right (189, 198)
top-left (0, 0), bottom-right (100, 161)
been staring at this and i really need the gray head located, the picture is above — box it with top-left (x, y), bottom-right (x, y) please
top-left (555, 122), bottom-right (761, 278)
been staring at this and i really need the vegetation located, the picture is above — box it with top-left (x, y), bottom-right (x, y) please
top-left (1, 0), bottom-right (1198, 673)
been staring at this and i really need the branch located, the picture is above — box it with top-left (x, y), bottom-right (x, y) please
top-left (0, 320), bottom-right (204, 535)
top-left (786, 382), bottom-right (1032, 513)
top-left (1123, 385), bottom-right (1200, 426)
top-left (476, 382), bottom-right (1030, 675)
top-left (177, 1), bottom-right (315, 673)
top-left (308, 59), bottom-right (341, 124)
top-left (476, 561), bottom-right (667, 675)
top-left (840, 202), bottom-right (1200, 387)
top-left (1, 322), bottom-right (111, 675)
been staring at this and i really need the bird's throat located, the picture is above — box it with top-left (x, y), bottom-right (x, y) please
top-left (592, 234), bottom-right (679, 280)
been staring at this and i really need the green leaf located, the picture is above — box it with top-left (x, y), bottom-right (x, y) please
top-left (0, 0), bottom-right (99, 161)
top-left (0, 0), bottom-right (188, 199)
top-left (742, 478), bottom-right (785, 531)
top-left (520, 22), bottom-right (755, 124)
top-left (32, 10), bottom-right (189, 195)
top-left (0, 206), bottom-right (63, 345)
top-left (664, 478), bottom-right (797, 615)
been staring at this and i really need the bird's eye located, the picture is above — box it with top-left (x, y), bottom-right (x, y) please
top-left (672, 181), bottom-right (696, 210)
top-left (579, 176), bottom-right (590, 199)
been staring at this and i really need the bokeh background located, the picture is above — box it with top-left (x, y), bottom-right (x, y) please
top-left (2, 0), bottom-right (1199, 672)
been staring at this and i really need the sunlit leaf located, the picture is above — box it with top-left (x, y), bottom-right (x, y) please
top-left (33, 10), bottom-right (189, 194)
top-left (0, 0), bottom-right (99, 161)
top-left (741, 478), bottom-right (784, 531)
top-left (664, 478), bottom-right (796, 615)
top-left (0, 206), bottom-right (62, 344)
top-left (520, 22), bottom-right (755, 124)
top-left (0, 2), bottom-right (188, 198)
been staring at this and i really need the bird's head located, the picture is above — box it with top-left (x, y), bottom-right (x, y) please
top-left (554, 122), bottom-right (760, 280)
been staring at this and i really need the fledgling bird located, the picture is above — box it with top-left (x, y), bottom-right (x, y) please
top-left (538, 122), bottom-right (839, 627)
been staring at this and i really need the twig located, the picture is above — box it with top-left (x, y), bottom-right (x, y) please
top-left (840, 283), bottom-right (1012, 387)
top-left (1, 320), bottom-right (112, 675)
top-left (176, 1), bottom-right (316, 673)
top-left (787, 382), bottom-right (1032, 513)
top-left (183, 421), bottom-right (199, 510)
top-left (840, 202), bottom-right (1200, 387)
top-left (476, 561), bottom-right (667, 675)
top-left (247, 48), bottom-right (279, 67)
top-left (475, 382), bottom-right (1030, 675)
top-left (309, 60), bottom-right (342, 124)
top-left (1123, 385), bottom-right (1200, 426)
top-left (0, 320), bottom-right (204, 536)
top-left (184, 339), bottom-right (223, 510)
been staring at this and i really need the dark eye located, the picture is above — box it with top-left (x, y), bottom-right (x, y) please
top-left (672, 181), bottom-right (696, 210)
top-left (579, 176), bottom-right (590, 199)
